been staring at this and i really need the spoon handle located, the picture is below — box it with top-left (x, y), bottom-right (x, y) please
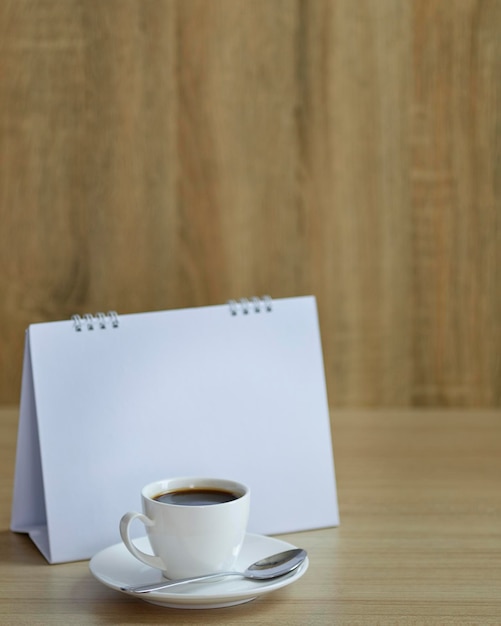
top-left (121, 571), bottom-right (239, 594)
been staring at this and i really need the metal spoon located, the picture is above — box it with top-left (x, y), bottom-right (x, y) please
top-left (121, 548), bottom-right (307, 594)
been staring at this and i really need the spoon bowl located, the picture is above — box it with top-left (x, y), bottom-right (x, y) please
top-left (122, 548), bottom-right (307, 594)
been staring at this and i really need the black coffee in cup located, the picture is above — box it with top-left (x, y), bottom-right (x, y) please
top-left (153, 487), bottom-right (240, 506)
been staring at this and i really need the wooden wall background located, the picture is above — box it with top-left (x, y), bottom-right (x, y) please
top-left (0, 0), bottom-right (499, 407)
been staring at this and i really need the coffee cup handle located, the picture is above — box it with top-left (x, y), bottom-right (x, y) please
top-left (119, 511), bottom-right (165, 571)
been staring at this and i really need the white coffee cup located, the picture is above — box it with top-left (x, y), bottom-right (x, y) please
top-left (119, 477), bottom-right (250, 579)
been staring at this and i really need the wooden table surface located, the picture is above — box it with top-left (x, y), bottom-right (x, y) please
top-left (1, 407), bottom-right (500, 625)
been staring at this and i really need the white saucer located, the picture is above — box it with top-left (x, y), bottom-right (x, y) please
top-left (89, 533), bottom-right (309, 609)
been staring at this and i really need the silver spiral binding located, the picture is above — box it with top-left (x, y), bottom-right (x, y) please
top-left (96, 312), bottom-right (107, 329)
top-left (72, 314), bottom-right (83, 332)
top-left (83, 313), bottom-right (94, 330)
top-left (228, 295), bottom-right (272, 316)
top-left (71, 311), bottom-right (119, 331)
top-left (107, 310), bottom-right (119, 328)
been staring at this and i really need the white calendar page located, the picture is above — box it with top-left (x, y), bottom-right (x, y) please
top-left (11, 296), bottom-right (339, 564)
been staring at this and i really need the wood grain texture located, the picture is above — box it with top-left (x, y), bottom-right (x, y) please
top-left (0, 0), bottom-right (499, 406)
top-left (2, 407), bottom-right (501, 623)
